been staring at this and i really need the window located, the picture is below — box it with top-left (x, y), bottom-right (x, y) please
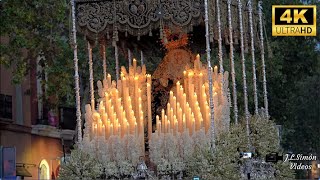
top-left (39, 159), bottom-right (50, 180)
top-left (0, 94), bottom-right (12, 119)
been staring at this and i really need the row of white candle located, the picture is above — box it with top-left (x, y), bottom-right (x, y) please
top-left (156, 55), bottom-right (221, 136)
top-left (87, 59), bottom-right (152, 154)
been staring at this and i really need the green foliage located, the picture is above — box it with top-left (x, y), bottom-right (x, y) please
top-left (186, 116), bottom-right (295, 179)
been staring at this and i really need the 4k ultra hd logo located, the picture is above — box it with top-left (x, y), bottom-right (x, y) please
top-left (272, 5), bottom-right (317, 36)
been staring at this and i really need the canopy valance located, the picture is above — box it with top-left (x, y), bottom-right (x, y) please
top-left (75, 0), bottom-right (259, 43)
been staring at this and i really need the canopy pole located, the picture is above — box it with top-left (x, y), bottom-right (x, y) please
top-left (204, 0), bottom-right (215, 151)
top-left (216, 0), bottom-right (224, 74)
top-left (227, 0), bottom-right (238, 124)
top-left (258, 1), bottom-right (269, 119)
top-left (71, 0), bottom-right (82, 142)
top-left (88, 41), bottom-right (95, 111)
top-left (248, 0), bottom-right (259, 115)
top-left (141, 51), bottom-right (144, 66)
top-left (115, 44), bottom-right (120, 83)
top-left (102, 40), bottom-right (107, 80)
top-left (238, 0), bottom-right (251, 152)
top-left (128, 49), bottom-right (132, 67)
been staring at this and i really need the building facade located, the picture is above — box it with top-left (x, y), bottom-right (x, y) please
top-left (0, 43), bottom-right (75, 179)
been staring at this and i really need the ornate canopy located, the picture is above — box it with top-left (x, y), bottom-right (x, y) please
top-left (75, 0), bottom-right (259, 44)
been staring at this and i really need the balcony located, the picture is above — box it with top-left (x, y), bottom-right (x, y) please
top-left (32, 107), bottom-right (76, 140)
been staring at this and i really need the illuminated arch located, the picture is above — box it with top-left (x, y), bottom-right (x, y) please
top-left (39, 159), bottom-right (50, 180)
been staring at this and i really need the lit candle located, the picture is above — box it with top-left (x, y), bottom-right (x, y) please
top-left (164, 115), bottom-right (168, 133)
top-left (196, 54), bottom-right (200, 62)
top-left (167, 103), bottom-right (171, 121)
top-left (133, 58), bottom-right (137, 75)
top-left (170, 108), bottom-right (174, 130)
top-left (134, 77), bottom-right (139, 116)
top-left (173, 96), bottom-right (177, 116)
top-left (102, 113), bottom-right (108, 126)
top-left (169, 91), bottom-right (173, 107)
top-left (176, 103), bottom-right (181, 132)
top-left (213, 92), bottom-right (218, 106)
top-left (183, 71), bottom-right (188, 95)
top-left (91, 122), bottom-right (95, 138)
top-left (131, 110), bottom-right (135, 134)
top-left (205, 105), bottom-right (210, 133)
top-left (102, 124), bottom-right (106, 139)
top-left (98, 119), bottom-right (102, 136)
top-left (147, 82), bottom-right (152, 139)
top-left (99, 102), bottom-right (105, 115)
top-left (183, 114), bottom-right (186, 131)
top-left (114, 113), bottom-right (117, 134)
top-left (192, 113), bottom-right (195, 135)
top-left (94, 123), bottom-right (98, 137)
top-left (174, 115), bottom-right (178, 135)
top-left (161, 109), bottom-right (165, 133)
top-left (134, 122), bottom-right (138, 137)
top-left (107, 74), bottom-right (112, 87)
top-left (199, 72), bottom-right (203, 99)
top-left (156, 115), bottom-right (159, 134)
top-left (126, 121), bottom-right (129, 136)
top-left (214, 66), bottom-right (218, 80)
top-left (110, 123), bottom-right (114, 136)
top-left (182, 93), bottom-right (187, 113)
top-left (176, 81), bottom-right (180, 103)
top-left (93, 112), bottom-right (100, 122)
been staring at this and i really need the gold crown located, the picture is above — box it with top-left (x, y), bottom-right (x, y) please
top-left (161, 27), bottom-right (188, 50)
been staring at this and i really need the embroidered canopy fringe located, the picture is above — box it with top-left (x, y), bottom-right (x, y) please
top-left (76, 0), bottom-right (259, 47)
